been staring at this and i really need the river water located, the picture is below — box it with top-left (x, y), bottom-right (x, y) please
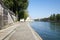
top-left (30, 21), bottom-right (60, 40)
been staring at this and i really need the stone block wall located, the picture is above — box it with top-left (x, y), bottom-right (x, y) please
top-left (0, 1), bottom-right (17, 29)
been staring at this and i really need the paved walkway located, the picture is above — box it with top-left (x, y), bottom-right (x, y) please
top-left (9, 22), bottom-right (42, 40)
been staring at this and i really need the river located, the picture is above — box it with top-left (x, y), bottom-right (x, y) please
top-left (30, 21), bottom-right (60, 40)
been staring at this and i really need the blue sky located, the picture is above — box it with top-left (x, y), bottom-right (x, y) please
top-left (28, 0), bottom-right (60, 19)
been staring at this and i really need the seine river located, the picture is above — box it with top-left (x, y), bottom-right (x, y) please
top-left (30, 21), bottom-right (60, 40)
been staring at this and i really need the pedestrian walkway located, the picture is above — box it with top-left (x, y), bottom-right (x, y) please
top-left (9, 22), bottom-right (42, 40)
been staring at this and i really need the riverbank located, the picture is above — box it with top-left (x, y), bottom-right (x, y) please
top-left (0, 22), bottom-right (42, 40)
top-left (9, 22), bottom-right (42, 40)
top-left (28, 22), bottom-right (43, 40)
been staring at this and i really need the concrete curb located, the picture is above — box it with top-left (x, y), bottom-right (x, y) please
top-left (27, 22), bottom-right (43, 40)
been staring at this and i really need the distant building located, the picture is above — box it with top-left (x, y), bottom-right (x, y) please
top-left (26, 17), bottom-right (33, 21)
top-left (20, 17), bottom-right (33, 22)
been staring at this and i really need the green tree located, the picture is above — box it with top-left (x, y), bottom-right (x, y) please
top-left (3, 0), bottom-right (29, 21)
top-left (18, 10), bottom-right (24, 21)
top-left (52, 14), bottom-right (56, 21)
top-left (3, 0), bottom-right (14, 11)
top-left (24, 10), bottom-right (29, 21)
top-left (49, 14), bottom-right (56, 21)
top-left (18, 10), bottom-right (29, 21)
top-left (50, 15), bottom-right (53, 21)
top-left (56, 14), bottom-right (60, 22)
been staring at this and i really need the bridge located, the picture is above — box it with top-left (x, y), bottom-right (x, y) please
top-left (0, 0), bottom-right (42, 40)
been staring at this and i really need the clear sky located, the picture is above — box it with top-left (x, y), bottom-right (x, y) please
top-left (28, 0), bottom-right (60, 19)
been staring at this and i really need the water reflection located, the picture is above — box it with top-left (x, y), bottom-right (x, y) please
top-left (30, 22), bottom-right (60, 40)
top-left (49, 22), bottom-right (60, 32)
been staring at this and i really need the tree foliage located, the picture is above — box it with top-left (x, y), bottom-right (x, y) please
top-left (3, 0), bottom-right (28, 11)
top-left (24, 10), bottom-right (29, 21)
top-left (49, 14), bottom-right (60, 22)
top-left (40, 14), bottom-right (60, 22)
top-left (18, 10), bottom-right (29, 21)
top-left (56, 14), bottom-right (60, 22)
top-left (50, 14), bottom-right (56, 21)
top-left (3, 0), bottom-right (29, 21)
top-left (18, 10), bottom-right (24, 21)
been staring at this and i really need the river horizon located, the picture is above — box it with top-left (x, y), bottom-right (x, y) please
top-left (30, 21), bottom-right (60, 40)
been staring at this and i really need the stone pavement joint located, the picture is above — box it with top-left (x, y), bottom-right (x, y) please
top-left (9, 22), bottom-right (42, 40)
top-left (0, 22), bottom-right (20, 40)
